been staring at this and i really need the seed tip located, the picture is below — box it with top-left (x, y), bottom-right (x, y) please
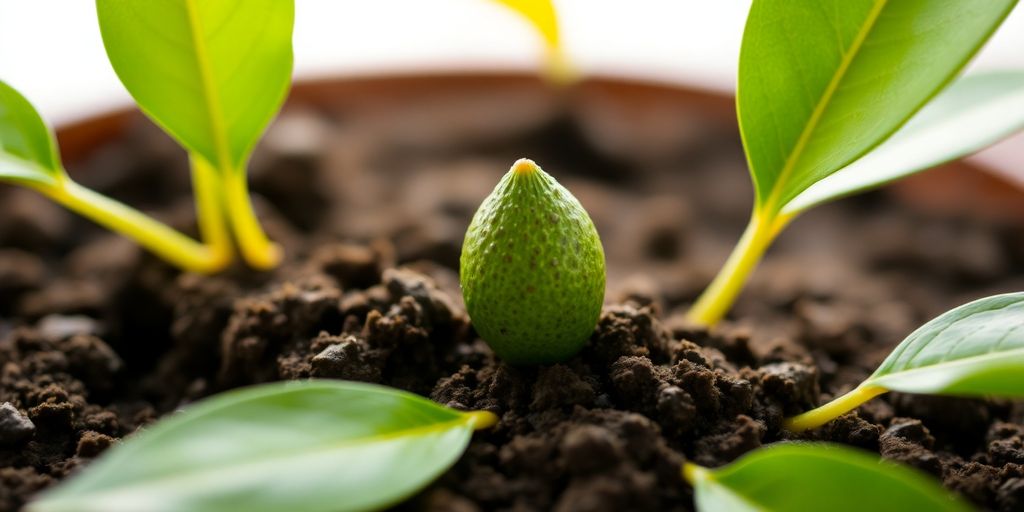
top-left (511, 158), bottom-right (540, 176)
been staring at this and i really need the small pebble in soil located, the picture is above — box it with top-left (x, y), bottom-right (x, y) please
top-left (310, 335), bottom-right (383, 383)
top-left (0, 402), bottom-right (35, 446)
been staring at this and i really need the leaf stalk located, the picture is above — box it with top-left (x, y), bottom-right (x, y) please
top-left (190, 155), bottom-right (233, 267)
top-left (39, 178), bottom-right (226, 273)
top-left (783, 384), bottom-right (887, 433)
top-left (686, 209), bottom-right (792, 326)
top-left (223, 169), bottom-right (281, 270)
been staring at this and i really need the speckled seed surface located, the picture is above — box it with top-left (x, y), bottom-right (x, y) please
top-left (460, 159), bottom-right (606, 364)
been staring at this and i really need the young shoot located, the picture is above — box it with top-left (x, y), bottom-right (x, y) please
top-left (1, 0), bottom-right (295, 273)
top-left (785, 292), bottom-right (1024, 432)
top-left (684, 443), bottom-right (970, 512)
top-left (0, 80), bottom-right (225, 273)
top-left (686, 0), bottom-right (1023, 326)
top-left (28, 381), bottom-right (498, 512)
top-left (96, 0), bottom-right (295, 271)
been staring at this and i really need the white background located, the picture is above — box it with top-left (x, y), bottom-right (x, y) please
top-left (1, 1), bottom-right (1023, 177)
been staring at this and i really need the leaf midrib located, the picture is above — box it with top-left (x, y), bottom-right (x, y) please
top-left (760, 0), bottom-right (888, 214)
top-left (870, 346), bottom-right (1024, 387)
top-left (39, 413), bottom-right (475, 507)
top-left (879, 298), bottom-right (1023, 373)
top-left (183, 0), bottom-right (232, 171)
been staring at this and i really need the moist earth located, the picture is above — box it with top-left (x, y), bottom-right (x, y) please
top-left (2, 80), bottom-right (1024, 512)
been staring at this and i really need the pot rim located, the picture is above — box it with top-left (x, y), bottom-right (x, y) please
top-left (52, 71), bottom-right (1024, 222)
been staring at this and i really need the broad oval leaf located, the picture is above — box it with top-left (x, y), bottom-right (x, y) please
top-left (29, 380), bottom-right (496, 512)
top-left (0, 79), bottom-right (63, 187)
top-left (867, 292), bottom-right (1024, 395)
top-left (784, 71), bottom-right (1024, 214)
top-left (686, 443), bottom-right (969, 512)
top-left (96, 0), bottom-right (294, 171)
top-left (786, 292), bottom-right (1024, 432)
top-left (739, 0), bottom-right (1017, 214)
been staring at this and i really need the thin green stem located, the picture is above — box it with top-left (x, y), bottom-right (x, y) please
top-left (41, 179), bottom-right (224, 273)
top-left (190, 156), bottom-right (232, 268)
top-left (783, 384), bottom-right (888, 432)
top-left (686, 210), bottom-right (793, 327)
top-left (223, 169), bottom-right (281, 270)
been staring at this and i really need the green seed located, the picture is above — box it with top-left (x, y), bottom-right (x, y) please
top-left (460, 158), bottom-right (606, 364)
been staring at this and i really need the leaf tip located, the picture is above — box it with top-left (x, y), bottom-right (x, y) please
top-left (682, 462), bottom-right (709, 486)
top-left (466, 410), bottom-right (499, 430)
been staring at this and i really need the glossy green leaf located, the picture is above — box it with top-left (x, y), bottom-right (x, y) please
top-left (686, 443), bottom-right (970, 512)
top-left (96, 0), bottom-right (294, 171)
top-left (785, 71), bottom-right (1024, 214)
top-left (740, 0), bottom-right (1017, 215)
top-left (0, 79), bottom-right (64, 187)
top-left (30, 380), bottom-right (497, 512)
top-left (866, 292), bottom-right (1024, 395)
top-left (786, 292), bottom-right (1024, 432)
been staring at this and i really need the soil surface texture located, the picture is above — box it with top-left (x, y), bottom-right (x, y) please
top-left (2, 78), bottom-right (1024, 512)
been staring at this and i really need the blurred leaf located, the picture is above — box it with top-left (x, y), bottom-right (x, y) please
top-left (740, 0), bottom-right (1017, 215)
top-left (493, 0), bottom-right (559, 50)
top-left (0, 79), bottom-right (63, 187)
top-left (30, 380), bottom-right (497, 512)
top-left (785, 71), bottom-right (1024, 213)
top-left (686, 444), bottom-right (970, 512)
top-left (96, 0), bottom-right (294, 171)
top-left (492, 0), bottom-right (570, 82)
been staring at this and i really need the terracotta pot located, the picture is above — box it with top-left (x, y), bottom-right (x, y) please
top-left (53, 73), bottom-right (1024, 223)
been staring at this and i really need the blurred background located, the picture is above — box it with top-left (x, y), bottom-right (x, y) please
top-left (0, 1), bottom-right (1023, 181)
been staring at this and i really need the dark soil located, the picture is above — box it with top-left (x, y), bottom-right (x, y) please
top-left (2, 77), bottom-right (1024, 512)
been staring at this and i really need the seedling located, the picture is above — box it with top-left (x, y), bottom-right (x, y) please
top-left (460, 158), bottom-right (606, 363)
top-left (0, 81), bottom-right (224, 272)
top-left (684, 443), bottom-right (970, 512)
top-left (28, 381), bottom-right (498, 512)
top-left (686, 0), bottom-right (1024, 326)
top-left (0, 0), bottom-right (294, 272)
top-left (786, 292), bottom-right (1024, 432)
top-left (96, 0), bottom-right (294, 270)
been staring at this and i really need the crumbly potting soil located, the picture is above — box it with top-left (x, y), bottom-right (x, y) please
top-left (2, 78), bottom-right (1024, 512)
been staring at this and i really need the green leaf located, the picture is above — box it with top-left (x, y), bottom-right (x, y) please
top-left (786, 292), bottom-right (1024, 432)
top-left (784, 71), bottom-right (1024, 214)
top-left (866, 292), bottom-right (1024, 395)
top-left (0, 79), bottom-right (64, 187)
top-left (29, 380), bottom-right (497, 512)
top-left (686, 443), bottom-right (970, 512)
top-left (96, 0), bottom-right (294, 171)
top-left (739, 0), bottom-right (1017, 215)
